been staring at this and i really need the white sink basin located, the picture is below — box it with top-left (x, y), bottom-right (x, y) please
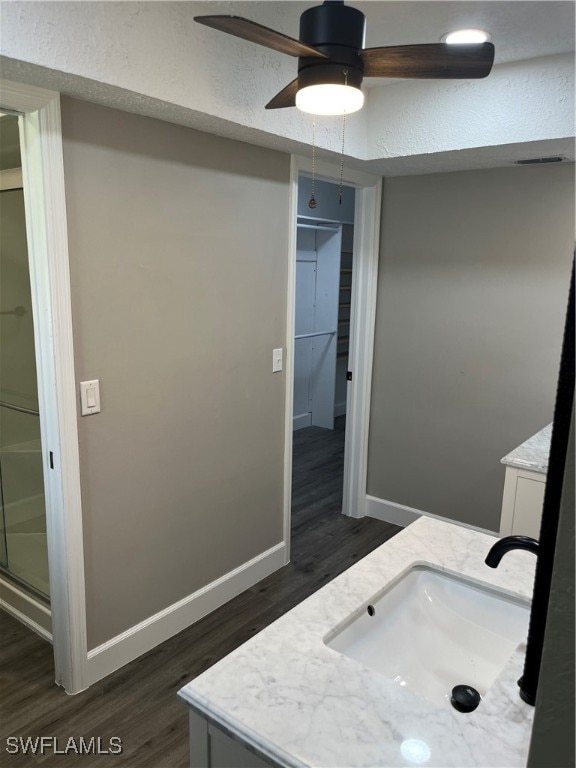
top-left (324, 565), bottom-right (530, 708)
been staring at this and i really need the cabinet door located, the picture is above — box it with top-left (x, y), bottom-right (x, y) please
top-left (512, 477), bottom-right (545, 538)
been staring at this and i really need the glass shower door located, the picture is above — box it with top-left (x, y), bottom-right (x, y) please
top-left (0, 119), bottom-right (50, 599)
top-left (0, 405), bottom-right (49, 598)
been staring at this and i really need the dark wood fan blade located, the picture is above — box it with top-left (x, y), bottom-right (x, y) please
top-left (194, 16), bottom-right (327, 59)
top-left (265, 80), bottom-right (298, 109)
top-left (362, 43), bottom-right (495, 78)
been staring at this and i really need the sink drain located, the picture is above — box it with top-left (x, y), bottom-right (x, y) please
top-left (450, 685), bottom-right (481, 713)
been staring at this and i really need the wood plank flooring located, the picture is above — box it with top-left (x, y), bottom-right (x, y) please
top-left (0, 419), bottom-right (400, 767)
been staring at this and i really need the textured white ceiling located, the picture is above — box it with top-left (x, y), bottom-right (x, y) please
top-left (222, 1), bottom-right (575, 66)
top-left (1, 0), bottom-right (574, 174)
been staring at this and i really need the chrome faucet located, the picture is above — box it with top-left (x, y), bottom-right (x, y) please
top-left (485, 535), bottom-right (540, 705)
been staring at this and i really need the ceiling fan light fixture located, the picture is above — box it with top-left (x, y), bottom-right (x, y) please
top-left (443, 29), bottom-right (490, 45)
top-left (195, 6), bottom-right (497, 112)
top-left (296, 84), bottom-right (364, 116)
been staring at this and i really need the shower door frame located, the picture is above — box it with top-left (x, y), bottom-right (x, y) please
top-left (1, 79), bottom-right (88, 694)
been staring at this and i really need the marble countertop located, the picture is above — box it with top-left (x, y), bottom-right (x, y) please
top-left (501, 424), bottom-right (552, 474)
top-left (179, 517), bottom-right (536, 768)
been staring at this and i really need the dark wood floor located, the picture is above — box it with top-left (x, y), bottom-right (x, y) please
top-left (0, 420), bottom-right (400, 767)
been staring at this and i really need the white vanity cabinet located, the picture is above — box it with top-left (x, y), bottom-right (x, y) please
top-left (499, 424), bottom-right (551, 539)
top-left (500, 467), bottom-right (546, 538)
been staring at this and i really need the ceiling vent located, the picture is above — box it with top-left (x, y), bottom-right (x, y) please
top-left (515, 156), bottom-right (564, 165)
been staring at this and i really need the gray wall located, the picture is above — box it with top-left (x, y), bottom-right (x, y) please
top-left (61, 98), bottom-right (290, 649)
top-left (367, 164), bottom-right (575, 531)
top-left (528, 406), bottom-right (575, 768)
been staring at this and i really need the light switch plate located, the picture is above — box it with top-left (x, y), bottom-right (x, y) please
top-left (80, 379), bottom-right (101, 415)
top-left (273, 348), bottom-right (283, 373)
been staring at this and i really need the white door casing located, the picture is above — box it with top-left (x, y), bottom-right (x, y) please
top-left (1, 79), bottom-right (88, 693)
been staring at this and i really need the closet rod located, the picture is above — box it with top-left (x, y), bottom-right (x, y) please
top-left (297, 223), bottom-right (339, 232)
top-left (295, 330), bottom-right (337, 340)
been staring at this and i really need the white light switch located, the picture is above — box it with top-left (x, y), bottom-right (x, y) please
top-left (272, 348), bottom-right (283, 373)
top-left (80, 379), bottom-right (101, 415)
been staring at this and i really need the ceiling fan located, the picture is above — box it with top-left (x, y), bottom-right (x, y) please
top-left (195, 1), bottom-right (495, 116)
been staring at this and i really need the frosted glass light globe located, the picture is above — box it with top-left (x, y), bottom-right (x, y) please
top-left (444, 29), bottom-right (490, 44)
top-left (296, 84), bottom-right (364, 116)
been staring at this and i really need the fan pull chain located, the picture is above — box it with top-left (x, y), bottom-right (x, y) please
top-left (338, 70), bottom-right (348, 206)
top-left (338, 111), bottom-right (346, 205)
top-left (308, 115), bottom-right (318, 209)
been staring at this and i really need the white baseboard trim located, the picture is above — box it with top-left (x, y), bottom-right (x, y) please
top-left (86, 541), bottom-right (287, 686)
top-left (0, 576), bottom-right (52, 642)
top-left (366, 495), bottom-right (496, 535)
top-left (366, 495), bottom-right (422, 527)
top-left (334, 401), bottom-right (347, 418)
top-left (293, 413), bottom-right (311, 431)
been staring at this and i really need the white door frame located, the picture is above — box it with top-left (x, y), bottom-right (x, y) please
top-left (1, 79), bottom-right (88, 693)
top-left (284, 155), bottom-right (382, 558)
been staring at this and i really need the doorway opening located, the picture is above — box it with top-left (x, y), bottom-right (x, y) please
top-left (285, 162), bottom-right (399, 575)
top-left (0, 112), bottom-right (51, 638)
top-left (291, 175), bottom-right (355, 534)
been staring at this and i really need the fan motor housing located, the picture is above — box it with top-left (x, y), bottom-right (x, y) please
top-left (298, 2), bottom-right (366, 84)
top-left (300, 2), bottom-right (366, 49)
